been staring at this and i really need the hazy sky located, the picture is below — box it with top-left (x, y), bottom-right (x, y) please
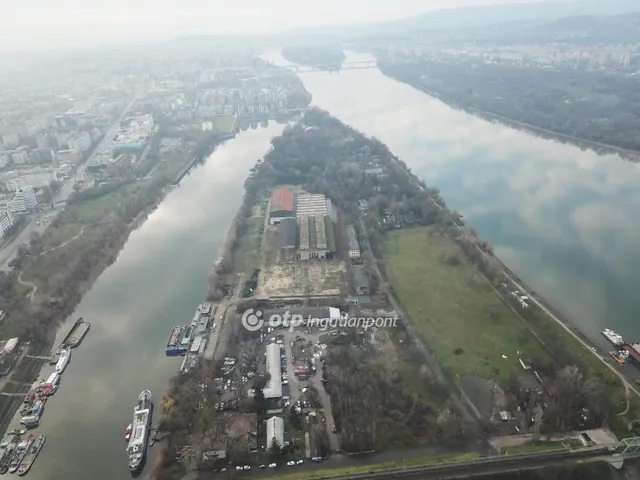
top-left (4, 0), bottom-right (538, 51)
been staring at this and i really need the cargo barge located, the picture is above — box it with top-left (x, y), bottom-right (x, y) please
top-left (165, 326), bottom-right (187, 356)
top-left (60, 317), bottom-right (91, 348)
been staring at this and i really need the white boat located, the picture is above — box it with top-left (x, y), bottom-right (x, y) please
top-left (17, 434), bottom-right (45, 476)
top-left (55, 348), bottom-right (71, 373)
top-left (602, 329), bottom-right (624, 346)
top-left (9, 436), bottom-right (34, 474)
top-left (127, 390), bottom-right (153, 472)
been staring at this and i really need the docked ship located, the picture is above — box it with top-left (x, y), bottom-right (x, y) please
top-left (17, 434), bottom-right (45, 476)
top-left (55, 347), bottom-right (71, 373)
top-left (126, 390), bottom-right (153, 473)
top-left (0, 442), bottom-right (16, 474)
top-left (181, 325), bottom-right (194, 348)
top-left (190, 336), bottom-right (203, 354)
top-left (165, 326), bottom-right (186, 356)
top-left (61, 317), bottom-right (91, 348)
top-left (9, 436), bottom-right (34, 474)
top-left (199, 302), bottom-right (212, 316)
top-left (602, 329), bottom-right (624, 347)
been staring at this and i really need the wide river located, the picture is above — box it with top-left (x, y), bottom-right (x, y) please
top-left (18, 50), bottom-right (640, 478)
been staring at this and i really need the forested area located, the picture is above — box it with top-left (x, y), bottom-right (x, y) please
top-left (380, 58), bottom-right (640, 152)
top-left (281, 45), bottom-right (346, 70)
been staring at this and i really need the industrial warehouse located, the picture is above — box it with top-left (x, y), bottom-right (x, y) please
top-left (255, 188), bottom-right (350, 299)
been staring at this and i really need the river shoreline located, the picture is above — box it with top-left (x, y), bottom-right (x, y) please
top-left (376, 67), bottom-right (640, 162)
top-left (0, 135), bottom-right (230, 440)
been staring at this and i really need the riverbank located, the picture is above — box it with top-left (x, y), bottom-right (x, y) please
top-left (376, 63), bottom-right (640, 162)
top-left (0, 133), bottom-right (229, 440)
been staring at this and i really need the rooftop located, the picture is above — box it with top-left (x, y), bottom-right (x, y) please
top-left (271, 188), bottom-right (294, 213)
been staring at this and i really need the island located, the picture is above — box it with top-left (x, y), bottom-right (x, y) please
top-left (152, 108), bottom-right (631, 480)
top-left (281, 45), bottom-right (346, 71)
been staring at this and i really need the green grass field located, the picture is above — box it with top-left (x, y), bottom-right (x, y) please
top-left (501, 441), bottom-right (566, 455)
top-left (383, 227), bottom-right (550, 381)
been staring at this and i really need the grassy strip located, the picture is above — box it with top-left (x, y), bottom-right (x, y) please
top-left (501, 442), bottom-right (566, 455)
top-left (383, 227), bottom-right (550, 381)
top-left (258, 452), bottom-right (482, 480)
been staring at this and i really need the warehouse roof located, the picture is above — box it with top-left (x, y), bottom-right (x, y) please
top-left (263, 343), bottom-right (283, 399)
top-left (270, 188), bottom-right (294, 213)
top-left (346, 225), bottom-right (359, 251)
top-left (279, 218), bottom-right (297, 249)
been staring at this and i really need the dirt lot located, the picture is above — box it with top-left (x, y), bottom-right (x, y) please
top-left (257, 260), bottom-right (346, 298)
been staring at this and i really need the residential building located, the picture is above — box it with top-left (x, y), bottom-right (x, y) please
top-left (55, 149), bottom-right (82, 165)
top-left (0, 152), bottom-right (9, 169)
top-left (266, 416), bottom-right (284, 450)
top-left (36, 133), bottom-right (51, 149)
top-left (346, 225), bottom-right (360, 259)
top-left (269, 188), bottom-right (294, 225)
top-left (9, 186), bottom-right (38, 213)
top-left (5, 170), bottom-right (58, 191)
top-left (68, 131), bottom-right (92, 152)
top-left (11, 151), bottom-right (29, 165)
top-left (263, 342), bottom-right (283, 399)
top-left (0, 210), bottom-right (16, 238)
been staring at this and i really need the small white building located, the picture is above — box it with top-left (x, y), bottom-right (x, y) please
top-left (266, 416), bottom-right (284, 450)
top-left (346, 225), bottom-right (360, 259)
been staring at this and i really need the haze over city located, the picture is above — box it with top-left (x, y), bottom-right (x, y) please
top-left (5, 0), bottom-right (544, 51)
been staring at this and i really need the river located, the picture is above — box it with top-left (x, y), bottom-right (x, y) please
top-left (15, 122), bottom-right (285, 479)
top-left (264, 50), bottom-right (640, 350)
top-left (15, 50), bottom-right (640, 479)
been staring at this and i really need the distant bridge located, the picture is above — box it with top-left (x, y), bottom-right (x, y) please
top-left (283, 61), bottom-right (378, 73)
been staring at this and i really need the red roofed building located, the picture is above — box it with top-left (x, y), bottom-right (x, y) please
top-left (269, 188), bottom-right (294, 224)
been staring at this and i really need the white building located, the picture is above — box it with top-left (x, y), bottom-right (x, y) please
top-left (266, 416), bottom-right (284, 450)
top-left (346, 225), bottom-right (360, 259)
top-left (9, 186), bottom-right (38, 213)
top-left (263, 342), bottom-right (283, 399)
top-left (5, 171), bottom-right (58, 191)
top-left (0, 210), bottom-right (15, 238)
top-left (11, 151), bottom-right (29, 165)
top-left (68, 131), bottom-right (92, 152)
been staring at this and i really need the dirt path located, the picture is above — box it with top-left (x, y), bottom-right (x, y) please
top-left (17, 222), bottom-right (98, 304)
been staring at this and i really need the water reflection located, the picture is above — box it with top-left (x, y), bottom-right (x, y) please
top-left (265, 50), bottom-right (640, 345)
top-left (23, 122), bottom-right (284, 480)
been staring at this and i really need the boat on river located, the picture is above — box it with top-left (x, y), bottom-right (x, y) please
top-left (165, 326), bottom-right (186, 356)
top-left (602, 329), bottom-right (624, 346)
top-left (55, 347), bottom-right (71, 373)
top-left (126, 390), bottom-right (153, 473)
top-left (61, 317), bottom-right (91, 348)
top-left (0, 443), bottom-right (16, 474)
top-left (9, 435), bottom-right (34, 474)
top-left (17, 434), bottom-right (45, 476)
